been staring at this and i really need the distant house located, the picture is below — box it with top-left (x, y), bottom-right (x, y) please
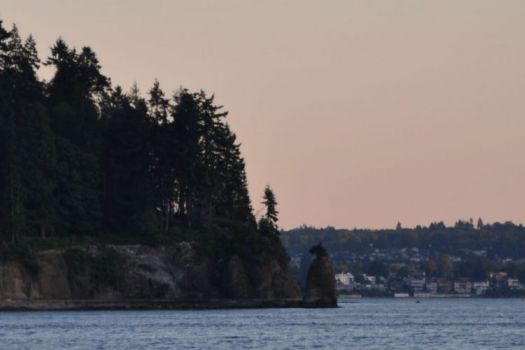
top-left (335, 272), bottom-right (354, 287)
top-left (437, 279), bottom-right (453, 294)
top-left (374, 283), bottom-right (386, 291)
top-left (363, 274), bottom-right (376, 284)
top-left (490, 272), bottom-right (509, 288)
top-left (507, 278), bottom-right (521, 289)
top-left (425, 280), bottom-right (438, 294)
top-left (453, 280), bottom-right (473, 294)
top-left (406, 277), bottom-right (425, 292)
top-left (472, 250), bottom-right (487, 257)
top-left (472, 281), bottom-right (489, 295)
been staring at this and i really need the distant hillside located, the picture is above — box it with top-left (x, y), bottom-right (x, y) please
top-left (282, 221), bottom-right (525, 259)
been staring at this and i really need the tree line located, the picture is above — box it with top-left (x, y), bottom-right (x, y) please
top-left (283, 220), bottom-right (525, 259)
top-left (0, 20), bottom-right (281, 255)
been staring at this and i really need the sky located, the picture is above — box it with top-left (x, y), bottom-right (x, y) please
top-left (2, 1), bottom-right (525, 229)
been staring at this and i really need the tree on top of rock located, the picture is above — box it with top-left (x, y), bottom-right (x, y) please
top-left (309, 243), bottom-right (328, 259)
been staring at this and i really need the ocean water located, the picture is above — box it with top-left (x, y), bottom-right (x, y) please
top-left (0, 299), bottom-right (524, 349)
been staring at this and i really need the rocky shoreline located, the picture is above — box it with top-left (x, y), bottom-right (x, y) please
top-left (0, 243), bottom-right (338, 310)
top-left (0, 298), bottom-right (339, 311)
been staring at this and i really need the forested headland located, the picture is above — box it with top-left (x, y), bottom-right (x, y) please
top-left (0, 20), bottom-right (285, 265)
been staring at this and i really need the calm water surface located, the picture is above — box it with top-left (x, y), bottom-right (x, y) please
top-left (0, 299), bottom-right (524, 349)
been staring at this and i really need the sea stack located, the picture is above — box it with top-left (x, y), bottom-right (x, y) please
top-left (303, 243), bottom-right (337, 307)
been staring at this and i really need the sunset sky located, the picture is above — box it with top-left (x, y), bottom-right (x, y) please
top-left (2, 0), bottom-right (524, 229)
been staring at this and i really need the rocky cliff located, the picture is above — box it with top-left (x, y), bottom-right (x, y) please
top-left (0, 243), bottom-right (304, 309)
top-left (303, 243), bottom-right (337, 307)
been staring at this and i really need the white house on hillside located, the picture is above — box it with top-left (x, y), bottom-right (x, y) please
top-left (335, 272), bottom-right (354, 286)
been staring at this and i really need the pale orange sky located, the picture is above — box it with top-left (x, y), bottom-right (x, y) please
top-left (2, 1), bottom-right (525, 229)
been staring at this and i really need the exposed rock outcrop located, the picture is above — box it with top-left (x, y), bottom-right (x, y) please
top-left (252, 257), bottom-right (302, 300)
top-left (113, 244), bottom-right (216, 300)
top-left (0, 242), bottom-right (303, 308)
top-left (223, 255), bottom-right (253, 299)
top-left (36, 250), bottom-right (72, 299)
top-left (303, 243), bottom-right (337, 307)
top-left (0, 261), bottom-right (36, 299)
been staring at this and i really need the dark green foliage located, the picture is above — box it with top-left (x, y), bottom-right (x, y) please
top-left (63, 248), bottom-right (91, 282)
top-left (257, 186), bottom-right (289, 269)
top-left (46, 39), bottom-right (107, 235)
top-left (0, 242), bottom-right (39, 276)
top-left (262, 186), bottom-right (278, 224)
top-left (284, 223), bottom-right (525, 285)
top-left (258, 186), bottom-right (279, 237)
top-left (0, 20), bottom-right (287, 271)
top-left (258, 185), bottom-right (280, 263)
top-left (168, 90), bottom-right (255, 229)
top-left (309, 243), bottom-right (328, 258)
top-left (63, 248), bottom-right (126, 292)
top-left (0, 23), bottom-right (57, 241)
top-left (90, 250), bottom-right (126, 289)
top-left (283, 221), bottom-right (525, 260)
top-left (100, 87), bottom-right (157, 235)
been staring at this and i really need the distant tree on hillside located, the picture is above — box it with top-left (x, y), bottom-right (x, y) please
top-left (477, 218), bottom-right (484, 230)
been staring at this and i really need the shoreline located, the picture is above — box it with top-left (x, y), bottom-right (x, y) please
top-left (0, 298), bottom-right (337, 311)
top-left (338, 295), bottom-right (525, 300)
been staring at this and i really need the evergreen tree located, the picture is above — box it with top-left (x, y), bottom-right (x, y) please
top-left (0, 24), bottom-right (56, 239)
top-left (170, 89), bottom-right (202, 227)
top-left (0, 20), bottom-right (284, 269)
top-left (258, 186), bottom-right (288, 267)
top-left (258, 185), bottom-right (279, 238)
top-left (0, 21), bottom-right (16, 240)
top-left (194, 91), bottom-right (254, 228)
top-left (148, 79), bottom-right (169, 125)
top-left (477, 218), bottom-right (484, 230)
top-left (46, 39), bottom-right (108, 234)
top-left (148, 80), bottom-right (175, 232)
top-left (100, 86), bottom-right (157, 235)
top-left (0, 110), bottom-right (22, 242)
top-left (0, 20), bottom-right (9, 67)
top-left (17, 32), bottom-right (57, 238)
top-left (262, 185), bottom-right (278, 224)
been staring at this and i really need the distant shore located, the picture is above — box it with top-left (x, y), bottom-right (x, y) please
top-left (338, 294), bottom-right (525, 299)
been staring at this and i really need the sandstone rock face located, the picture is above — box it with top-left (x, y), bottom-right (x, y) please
top-left (304, 245), bottom-right (337, 307)
top-left (114, 244), bottom-right (214, 300)
top-left (0, 243), bottom-right (302, 303)
top-left (35, 250), bottom-right (71, 299)
top-left (223, 255), bottom-right (253, 299)
top-left (0, 262), bottom-right (34, 299)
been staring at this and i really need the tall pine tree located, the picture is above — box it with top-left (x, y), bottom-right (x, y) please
top-left (0, 25), bottom-right (56, 240)
top-left (46, 39), bottom-right (108, 235)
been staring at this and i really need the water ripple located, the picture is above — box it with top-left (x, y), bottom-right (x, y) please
top-left (0, 299), bottom-right (524, 349)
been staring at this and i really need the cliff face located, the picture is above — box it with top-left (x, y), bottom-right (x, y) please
top-left (221, 254), bottom-right (302, 300)
top-left (0, 243), bottom-right (302, 304)
top-left (303, 245), bottom-right (337, 307)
